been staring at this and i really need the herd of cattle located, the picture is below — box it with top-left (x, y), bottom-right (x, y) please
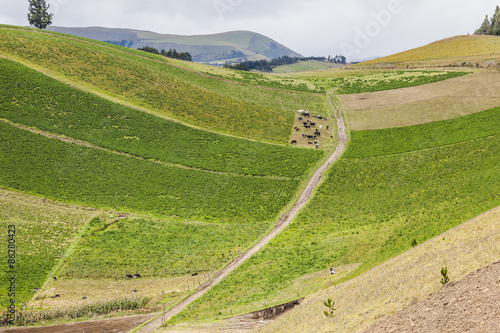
top-left (290, 110), bottom-right (329, 148)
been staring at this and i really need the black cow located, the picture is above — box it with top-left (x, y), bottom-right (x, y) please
top-left (306, 135), bottom-right (314, 139)
top-left (191, 273), bottom-right (198, 276)
top-left (303, 122), bottom-right (308, 126)
top-left (290, 140), bottom-right (297, 145)
top-left (52, 276), bottom-right (57, 281)
top-left (310, 122), bottom-right (316, 127)
top-left (82, 296), bottom-right (87, 300)
top-left (132, 289), bottom-right (137, 293)
top-left (304, 125), bottom-right (311, 129)
top-left (302, 134), bottom-right (307, 138)
top-left (303, 112), bottom-right (310, 117)
top-left (318, 116), bottom-right (323, 120)
top-left (126, 274), bottom-right (134, 279)
top-left (134, 273), bottom-right (141, 278)
top-left (298, 117), bottom-right (303, 121)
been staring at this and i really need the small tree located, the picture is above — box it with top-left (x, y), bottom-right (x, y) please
top-left (440, 267), bottom-right (449, 285)
top-left (28, 0), bottom-right (53, 30)
top-left (323, 298), bottom-right (337, 318)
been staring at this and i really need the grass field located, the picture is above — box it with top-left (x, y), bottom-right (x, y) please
top-left (0, 122), bottom-right (299, 222)
top-left (300, 70), bottom-right (469, 94)
top-left (0, 26), bottom-right (328, 143)
top-left (167, 116), bottom-right (500, 325)
top-left (342, 71), bottom-right (500, 130)
top-left (0, 58), bottom-right (323, 178)
top-left (0, 189), bottom-right (98, 306)
top-left (262, 206), bottom-right (500, 333)
top-left (345, 106), bottom-right (500, 158)
top-left (272, 60), bottom-right (344, 74)
top-left (362, 35), bottom-right (500, 67)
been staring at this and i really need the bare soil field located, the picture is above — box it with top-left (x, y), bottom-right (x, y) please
top-left (342, 71), bottom-right (500, 130)
top-left (362, 260), bottom-right (500, 333)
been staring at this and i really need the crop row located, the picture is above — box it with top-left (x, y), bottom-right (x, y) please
top-left (169, 133), bottom-right (500, 324)
top-left (0, 58), bottom-right (323, 178)
top-left (0, 122), bottom-right (298, 223)
top-left (9, 296), bottom-right (148, 326)
top-left (345, 106), bottom-right (500, 158)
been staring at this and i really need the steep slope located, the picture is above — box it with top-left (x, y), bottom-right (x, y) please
top-left (362, 35), bottom-right (500, 67)
top-left (363, 260), bottom-right (500, 333)
top-left (0, 25), bottom-right (325, 144)
top-left (46, 26), bottom-right (303, 63)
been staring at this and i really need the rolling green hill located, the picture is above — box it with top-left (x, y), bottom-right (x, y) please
top-left (168, 108), bottom-right (500, 325)
top-left (0, 25), bottom-right (326, 144)
top-left (46, 26), bottom-right (303, 64)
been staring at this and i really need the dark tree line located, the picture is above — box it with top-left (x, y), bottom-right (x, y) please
top-left (475, 5), bottom-right (500, 36)
top-left (224, 55), bottom-right (347, 72)
top-left (137, 46), bottom-right (192, 62)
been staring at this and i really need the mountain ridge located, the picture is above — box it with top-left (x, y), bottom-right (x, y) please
top-left (46, 26), bottom-right (303, 63)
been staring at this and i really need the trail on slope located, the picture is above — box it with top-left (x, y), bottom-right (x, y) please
top-left (135, 95), bottom-right (347, 333)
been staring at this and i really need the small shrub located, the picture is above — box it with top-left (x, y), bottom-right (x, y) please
top-left (323, 298), bottom-right (337, 318)
top-left (440, 267), bottom-right (450, 285)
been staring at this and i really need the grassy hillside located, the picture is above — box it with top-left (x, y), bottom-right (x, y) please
top-left (0, 26), bottom-right (327, 144)
top-left (167, 109), bottom-right (500, 325)
top-left (0, 58), bottom-right (323, 178)
top-left (362, 35), bottom-right (500, 67)
top-left (0, 190), bottom-right (98, 305)
top-left (262, 206), bottom-right (500, 333)
top-left (0, 122), bottom-right (298, 222)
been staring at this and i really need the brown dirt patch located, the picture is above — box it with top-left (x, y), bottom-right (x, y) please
top-left (341, 71), bottom-right (500, 130)
top-left (362, 260), bottom-right (500, 333)
top-left (3, 313), bottom-right (157, 333)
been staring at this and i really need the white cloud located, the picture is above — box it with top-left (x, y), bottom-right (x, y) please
top-left (1, 0), bottom-right (499, 61)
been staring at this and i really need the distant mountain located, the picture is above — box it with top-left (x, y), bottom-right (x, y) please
top-left (46, 26), bottom-right (302, 64)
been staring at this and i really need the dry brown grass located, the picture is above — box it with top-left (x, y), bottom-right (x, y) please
top-left (259, 206), bottom-right (500, 333)
top-left (361, 35), bottom-right (500, 68)
top-left (342, 71), bottom-right (500, 130)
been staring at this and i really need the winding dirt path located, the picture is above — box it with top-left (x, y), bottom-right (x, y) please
top-left (135, 96), bottom-right (347, 333)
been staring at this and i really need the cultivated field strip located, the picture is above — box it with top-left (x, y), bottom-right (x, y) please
top-left (0, 118), bottom-right (293, 181)
top-left (0, 26), bottom-right (328, 143)
top-left (0, 57), bottom-right (323, 179)
top-left (0, 121), bottom-right (299, 223)
top-left (133, 98), bottom-right (347, 332)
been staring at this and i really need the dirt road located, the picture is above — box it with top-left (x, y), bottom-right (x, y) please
top-left (135, 96), bottom-right (347, 333)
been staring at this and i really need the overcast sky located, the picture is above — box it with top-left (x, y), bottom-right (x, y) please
top-left (1, 0), bottom-right (498, 61)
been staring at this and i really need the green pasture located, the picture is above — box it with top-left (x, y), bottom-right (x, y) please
top-left (169, 120), bottom-right (500, 324)
top-left (0, 58), bottom-right (323, 178)
top-left (0, 26), bottom-right (328, 143)
top-left (346, 106), bottom-right (500, 158)
top-left (0, 122), bottom-right (298, 223)
top-left (297, 70), bottom-right (469, 94)
top-left (60, 217), bottom-right (269, 279)
top-left (0, 193), bottom-right (95, 305)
